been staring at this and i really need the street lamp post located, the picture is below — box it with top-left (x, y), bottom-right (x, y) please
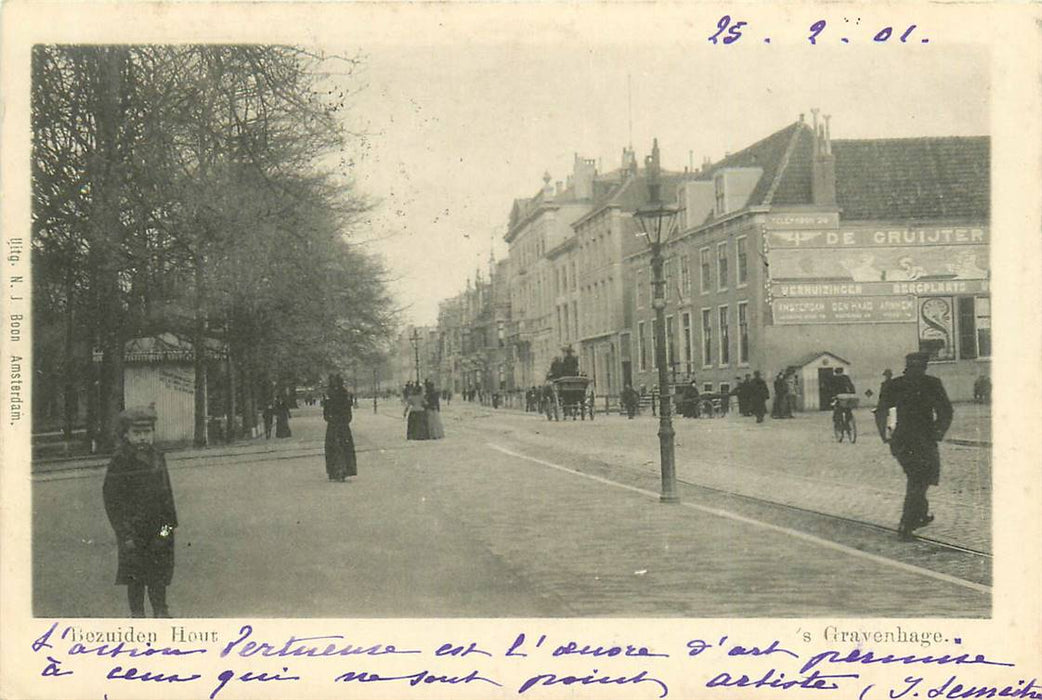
top-left (634, 139), bottom-right (680, 504)
top-left (409, 328), bottom-right (421, 385)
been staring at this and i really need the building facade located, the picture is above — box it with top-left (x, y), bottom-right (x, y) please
top-left (626, 114), bottom-right (989, 405)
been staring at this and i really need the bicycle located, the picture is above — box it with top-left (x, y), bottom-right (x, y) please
top-left (831, 394), bottom-right (858, 443)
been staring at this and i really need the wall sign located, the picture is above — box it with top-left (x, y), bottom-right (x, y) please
top-left (918, 296), bottom-right (956, 360)
top-left (773, 296), bottom-right (916, 324)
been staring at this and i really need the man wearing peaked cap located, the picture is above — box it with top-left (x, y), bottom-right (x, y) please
top-left (875, 351), bottom-right (953, 541)
top-left (103, 403), bottom-right (178, 617)
top-left (119, 404), bottom-right (157, 427)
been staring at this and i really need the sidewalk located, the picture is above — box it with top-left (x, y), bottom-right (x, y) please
top-left (30, 407), bottom-right (329, 474)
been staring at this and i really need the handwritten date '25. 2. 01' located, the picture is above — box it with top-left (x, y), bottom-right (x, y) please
top-left (708, 15), bottom-right (929, 45)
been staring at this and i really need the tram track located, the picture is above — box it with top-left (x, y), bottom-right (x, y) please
top-left (671, 473), bottom-right (991, 558)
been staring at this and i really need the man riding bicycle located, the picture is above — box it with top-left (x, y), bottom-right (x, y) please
top-left (830, 367), bottom-right (857, 438)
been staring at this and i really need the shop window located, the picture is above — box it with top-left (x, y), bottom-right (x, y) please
top-left (958, 296), bottom-right (991, 359)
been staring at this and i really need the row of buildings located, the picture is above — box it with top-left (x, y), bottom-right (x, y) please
top-left (394, 111), bottom-right (990, 410)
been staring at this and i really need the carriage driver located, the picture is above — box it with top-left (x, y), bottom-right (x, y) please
top-left (561, 345), bottom-right (579, 377)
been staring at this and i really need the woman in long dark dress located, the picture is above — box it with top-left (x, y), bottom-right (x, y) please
top-left (274, 395), bottom-right (292, 438)
top-left (405, 386), bottom-right (429, 440)
top-left (323, 374), bottom-right (357, 481)
top-left (425, 381), bottom-right (445, 440)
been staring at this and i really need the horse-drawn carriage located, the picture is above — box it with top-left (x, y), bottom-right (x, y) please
top-left (541, 376), bottom-right (594, 421)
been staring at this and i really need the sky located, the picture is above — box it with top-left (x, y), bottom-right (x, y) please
top-left (330, 42), bottom-right (988, 327)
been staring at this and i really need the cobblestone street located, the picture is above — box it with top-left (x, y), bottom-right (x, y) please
top-left (33, 401), bottom-right (990, 618)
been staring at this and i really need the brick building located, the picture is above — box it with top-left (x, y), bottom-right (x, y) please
top-left (627, 113), bottom-right (989, 406)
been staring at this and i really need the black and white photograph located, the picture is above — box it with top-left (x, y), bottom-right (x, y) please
top-left (2, 2), bottom-right (1040, 699)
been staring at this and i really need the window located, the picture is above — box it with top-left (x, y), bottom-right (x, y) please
top-left (717, 242), bottom-right (729, 291)
top-left (680, 254), bottom-right (691, 296)
top-left (958, 296), bottom-right (991, 359)
top-left (636, 269), bottom-right (646, 308)
top-left (572, 300), bottom-right (578, 339)
top-left (738, 301), bottom-right (750, 365)
top-left (719, 382), bottom-right (731, 397)
top-left (736, 235), bottom-right (748, 287)
top-left (556, 307), bottom-right (562, 343)
top-left (652, 318), bottom-right (660, 368)
top-left (701, 309), bottom-right (713, 367)
top-left (703, 382), bottom-right (714, 393)
top-left (719, 305), bottom-right (730, 365)
top-left (700, 248), bottom-right (712, 293)
top-left (638, 321), bottom-right (647, 372)
top-left (571, 262), bottom-right (577, 290)
top-left (563, 305), bottom-right (570, 342)
top-left (664, 259), bottom-right (673, 301)
top-left (666, 315), bottom-right (676, 369)
top-left (682, 312), bottom-right (692, 373)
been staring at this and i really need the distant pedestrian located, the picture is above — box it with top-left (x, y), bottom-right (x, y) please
top-left (749, 371), bottom-right (769, 423)
top-left (739, 374), bottom-right (753, 416)
top-left (621, 383), bottom-right (639, 419)
top-left (262, 401), bottom-right (275, 439)
top-left (875, 352), bottom-right (953, 541)
top-left (771, 372), bottom-right (786, 419)
top-left (323, 374), bottom-right (357, 482)
top-left (103, 406), bottom-right (177, 618)
top-left (405, 385), bottom-right (429, 440)
top-left (274, 395), bottom-right (292, 438)
top-left (681, 381), bottom-right (700, 418)
top-left (784, 370), bottom-right (798, 417)
top-left (425, 380), bottom-right (445, 439)
top-left (973, 374), bottom-right (991, 403)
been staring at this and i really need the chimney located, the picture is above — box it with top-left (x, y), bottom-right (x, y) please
top-left (573, 153), bottom-right (596, 200)
top-left (811, 110), bottom-right (837, 206)
top-left (621, 146), bottom-right (637, 174)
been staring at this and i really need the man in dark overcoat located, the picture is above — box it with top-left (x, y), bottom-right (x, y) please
top-left (103, 406), bottom-right (178, 618)
top-left (749, 371), bottom-right (770, 423)
top-left (875, 352), bottom-right (953, 540)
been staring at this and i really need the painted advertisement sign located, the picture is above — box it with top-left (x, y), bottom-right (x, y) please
top-left (773, 296), bottom-right (917, 325)
top-left (767, 225), bottom-right (987, 248)
top-left (772, 279), bottom-right (990, 298)
top-left (765, 213), bottom-right (839, 229)
top-left (769, 245), bottom-right (988, 282)
top-left (918, 296), bottom-right (956, 360)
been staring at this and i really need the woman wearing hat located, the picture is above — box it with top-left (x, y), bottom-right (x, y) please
top-left (323, 374), bottom-right (357, 481)
top-left (102, 406), bottom-right (178, 617)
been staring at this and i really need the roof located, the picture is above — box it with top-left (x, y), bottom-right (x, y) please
top-left (831, 136), bottom-right (990, 220)
top-left (573, 170), bottom-right (689, 229)
top-left (692, 122), bottom-right (989, 222)
top-left (694, 122), bottom-right (806, 209)
top-left (786, 350), bottom-right (850, 369)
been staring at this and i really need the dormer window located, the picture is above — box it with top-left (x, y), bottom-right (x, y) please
top-left (714, 174), bottom-right (726, 215)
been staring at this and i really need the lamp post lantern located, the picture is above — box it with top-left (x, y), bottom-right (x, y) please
top-left (409, 328), bottom-right (421, 385)
top-left (634, 138), bottom-right (680, 504)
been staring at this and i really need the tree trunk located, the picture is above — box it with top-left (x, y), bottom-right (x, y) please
top-left (225, 351), bottom-right (237, 442)
top-left (193, 254), bottom-right (208, 447)
top-left (91, 47), bottom-right (128, 453)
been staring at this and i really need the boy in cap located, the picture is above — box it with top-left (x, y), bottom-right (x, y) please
top-left (103, 405), bottom-right (178, 617)
top-left (875, 352), bottom-right (953, 540)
